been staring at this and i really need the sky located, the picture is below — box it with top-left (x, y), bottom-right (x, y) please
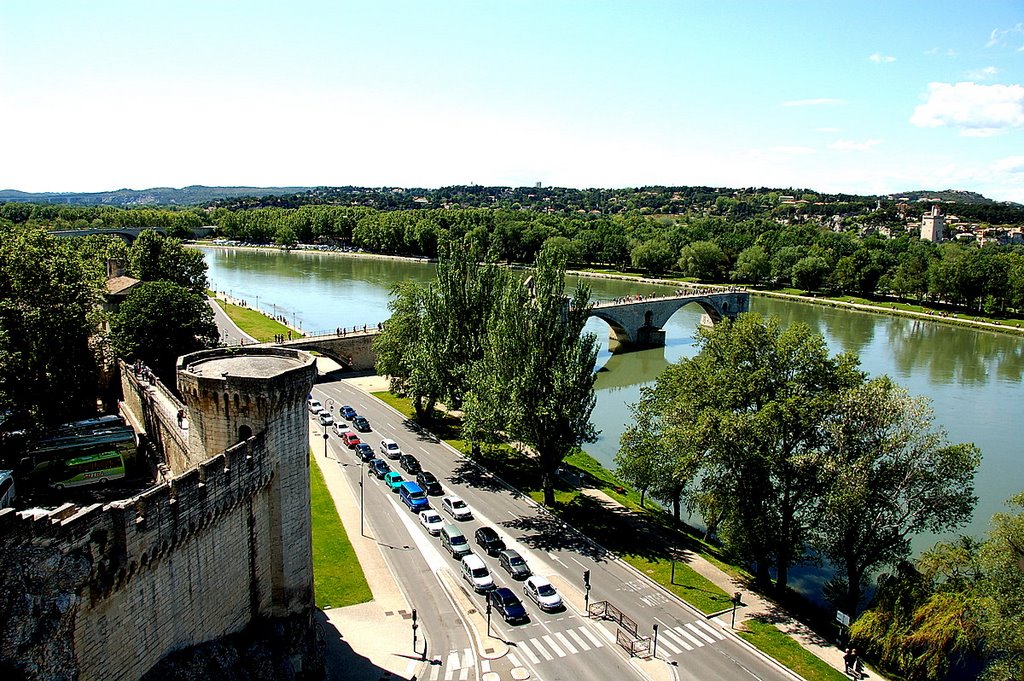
top-left (2, 1), bottom-right (1023, 201)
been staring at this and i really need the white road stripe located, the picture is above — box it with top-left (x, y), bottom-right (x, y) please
top-left (444, 663), bottom-right (454, 681)
top-left (446, 651), bottom-right (460, 669)
top-left (459, 666), bottom-right (469, 681)
top-left (517, 640), bottom-right (541, 664)
top-left (695, 619), bottom-right (727, 640)
top-left (554, 631), bottom-right (578, 655)
top-left (480, 659), bottom-right (490, 672)
top-left (430, 662), bottom-right (440, 680)
top-left (656, 635), bottom-right (682, 655)
top-left (542, 634), bottom-right (566, 657)
top-left (508, 653), bottom-right (521, 667)
top-left (675, 626), bottom-right (704, 647)
top-left (566, 629), bottom-right (590, 651)
top-left (579, 626), bottom-right (605, 647)
top-left (660, 627), bottom-right (694, 651)
top-left (686, 622), bottom-right (717, 644)
top-left (529, 638), bottom-right (554, 661)
top-left (463, 648), bottom-right (473, 669)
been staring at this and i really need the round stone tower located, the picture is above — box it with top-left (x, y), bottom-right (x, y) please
top-left (176, 346), bottom-right (317, 617)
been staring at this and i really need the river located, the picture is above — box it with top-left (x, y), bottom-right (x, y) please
top-left (201, 246), bottom-right (1022, 550)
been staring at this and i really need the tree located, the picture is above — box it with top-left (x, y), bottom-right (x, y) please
top-left (677, 240), bottom-right (728, 281)
top-left (630, 238), bottom-right (676, 275)
top-left (464, 247), bottom-right (599, 505)
top-left (791, 255), bottom-right (830, 291)
top-left (110, 281), bottom-right (219, 384)
top-left (976, 493), bottom-right (1024, 680)
top-left (814, 377), bottom-right (981, 616)
top-left (274, 224), bottom-right (298, 248)
top-left (128, 229), bottom-right (208, 294)
top-left (731, 245), bottom-right (770, 285)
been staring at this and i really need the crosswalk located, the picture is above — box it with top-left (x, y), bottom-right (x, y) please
top-left (507, 625), bottom-right (607, 665)
top-left (654, 619), bottom-right (728, 655)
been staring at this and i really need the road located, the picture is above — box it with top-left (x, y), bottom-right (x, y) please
top-left (206, 298), bottom-right (257, 346)
top-left (311, 378), bottom-right (798, 681)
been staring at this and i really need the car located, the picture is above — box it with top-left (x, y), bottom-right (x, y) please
top-left (341, 432), bottom-right (362, 448)
top-left (474, 527), bottom-right (506, 557)
top-left (334, 421), bottom-right (351, 436)
top-left (355, 443), bottom-right (375, 462)
top-left (498, 549), bottom-right (531, 580)
top-left (399, 454), bottom-right (421, 475)
top-left (379, 439), bottom-right (402, 459)
top-left (419, 509), bottom-right (444, 535)
top-left (416, 471), bottom-right (443, 496)
top-left (369, 458), bottom-right (391, 479)
top-left (488, 587), bottom-right (528, 623)
top-left (317, 411), bottom-right (334, 426)
top-left (352, 415), bottom-right (371, 432)
top-left (340, 405), bottom-right (357, 420)
top-left (441, 495), bottom-right (472, 521)
top-left (307, 400), bottom-right (323, 415)
top-left (384, 471), bottom-right (404, 491)
top-left (523, 576), bottom-right (563, 611)
top-left (461, 554), bottom-right (495, 593)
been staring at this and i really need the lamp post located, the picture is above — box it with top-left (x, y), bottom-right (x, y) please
top-left (411, 608), bottom-right (418, 654)
top-left (485, 598), bottom-right (492, 638)
top-left (652, 624), bottom-right (659, 658)
top-left (322, 429), bottom-right (329, 458)
top-left (359, 457), bottom-right (365, 536)
top-left (583, 569), bottom-right (591, 612)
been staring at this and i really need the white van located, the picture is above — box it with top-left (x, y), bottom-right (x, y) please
top-left (461, 554), bottom-right (494, 592)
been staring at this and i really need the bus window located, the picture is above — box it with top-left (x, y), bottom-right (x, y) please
top-left (50, 452), bottom-right (126, 490)
top-left (0, 470), bottom-right (15, 508)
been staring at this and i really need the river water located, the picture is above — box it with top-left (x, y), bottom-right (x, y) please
top-left (201, 246), bottom-right (1022, 548)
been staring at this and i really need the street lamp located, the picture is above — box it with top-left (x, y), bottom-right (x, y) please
top-left (652, 624), bottom-right (659, 658)
top-left (485, 598), bottom-right (492, 638)
top-left (322, 429), bottom-right (329, 458)
top-left (359, 456), bottom-right (365, 536)
top-left (411, 608), bottom-right (418, 654)
top-left (583, 569), bottom-right (591, 612)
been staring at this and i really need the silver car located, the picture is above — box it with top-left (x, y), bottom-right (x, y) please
top-left (523, 575), bottom-right (563, 611)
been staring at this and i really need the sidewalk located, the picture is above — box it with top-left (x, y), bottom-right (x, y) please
top-left (577, 487), bottom-right (878, 680)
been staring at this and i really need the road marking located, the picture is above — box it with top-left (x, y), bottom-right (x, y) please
top-left (429, 663), bottom-right (440, 680)
top-left (508, 653), bottom-right (521, 667)
top-left (566, 628), bottom-right (590, 651)
top-left (444, 663), bottom-right (454, 680)
top-left (517, 640), bottom-right (541, 664)
top-left (480, 659), bottom-right (490, 672)
top-left (578, 626), bottom-right (604, 648)
top-left (675, 626), bottom-right (704, 647)
top-left (463, 648), bottom-right (473, 669)
top-left (569, 556), bottom-right (588, 570)
top-left (459, 665), bottom-right (469, 681)
top-left (541, 634), bottom-right (566, 657)
top-left (528, 638), bottom-right (553, 661)
top-left (554, 631), bottom-right (577, 655)
top-left (686, 622), bottom-right (717, 644)
top-left (695, 619), bottom-right (727, 640)
top-left (660, 626), bottom-right (693, 651)
top-left (547, 553), bottom-right (567, 567)
top-left (656, 634), bottom-right (682, 655)
top-left (446, 650), bottom-right (460, 669)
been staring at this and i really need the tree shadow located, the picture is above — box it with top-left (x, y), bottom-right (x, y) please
top-left (500, 507), bottom-right (611, 561)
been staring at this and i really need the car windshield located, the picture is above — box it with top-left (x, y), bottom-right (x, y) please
top-left (387, 444), bottom-right (398, 450)
top-left (472, 567), bottom-right (488, 578)
top-left (450, 535), bottom-right (467, 546)
top-left (452, 500), bottom-right (466, 509)
top-left (537, 584), bottom-right (556, 596)
top-left (500, 593), bottom-right (517, 605)
top-left (425, 513), bottom-right (440, 522)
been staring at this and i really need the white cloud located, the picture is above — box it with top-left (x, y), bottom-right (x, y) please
top-left (782, 98), bottom-right (846, 107)
top-left (924, 47), bottom-right (957, 58)
top-left (868, 53), bottom-right (896, 64)
top-left (966, 66), bottom-right (999, 80)
top-left (910, 81), bottom-right (1024, 136)
top-left (993, 156), bottom-right (1024, 173)
top-left (986, 22), bottom-right (1024, 49)
top-left (829, 139), bottom-right (883, 152)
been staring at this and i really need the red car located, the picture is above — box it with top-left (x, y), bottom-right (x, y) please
top-left (342, 432), bottom-right (362, 448)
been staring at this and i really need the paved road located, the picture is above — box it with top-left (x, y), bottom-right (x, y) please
top-left (311, 379), bottom-right (798, 681)
top-left (206, 298), bottom-right (257, 346)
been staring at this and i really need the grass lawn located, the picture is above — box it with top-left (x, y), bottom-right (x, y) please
top-left (737, 618), bottom-right (850, 681)
top-left (623, 554), bottom-right (733, 614)
top-left (213, 298), bottom-right (303, 342)
top-left (309, 453), bottom-right (371, 608)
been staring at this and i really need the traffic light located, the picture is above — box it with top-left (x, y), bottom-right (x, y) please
top-left (583, 569), bottom-right (591, 587)
top-left (411, 608), bottom-right (417, 625)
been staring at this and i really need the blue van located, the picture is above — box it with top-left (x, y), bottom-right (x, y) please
top-left (399, 481), bottom-right (429, 511)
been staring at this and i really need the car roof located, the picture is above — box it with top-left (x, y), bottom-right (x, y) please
top-left (477, 527), bottom-right (499, 538)
top-left (382, 438), bottom-right (398, 445)
top-left (527, 575), bottom-right (551, 587)
top-left (400, 481), bottom-right (423, 493)
top-left (421, 509), bottom-right (440, 517)
top-left (444, 495), bottom-right (463, 503)
top-left (500, 548), bottom-right (521, 559)
top-left (493, 586), bottom-right (515, 599)
top-left (461, 554), bottom-right (486, 569)
top-left (419, 471), bottom-right (437, 480)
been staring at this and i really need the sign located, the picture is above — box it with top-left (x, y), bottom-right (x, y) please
top-left (836, 611), bottom-right (851, 627)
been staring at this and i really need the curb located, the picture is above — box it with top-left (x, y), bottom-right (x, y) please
top-left (436, 567), bottom-right (509, 661)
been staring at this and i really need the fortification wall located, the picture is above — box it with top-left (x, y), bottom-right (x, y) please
top-left (0, 437), bottom-right (297, 680)
top-left (282, 332), bottom-right (377, 371)
top-left (120, 363), bottom-right (191, 474)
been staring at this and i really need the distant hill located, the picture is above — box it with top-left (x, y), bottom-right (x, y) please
top-left (0, 185), bottom-right (314, 206)
top-left (891, 189), bottom-right (1001, 205)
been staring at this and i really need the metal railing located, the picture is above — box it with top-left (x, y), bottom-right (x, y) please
top-left (615, 629), bottom-right (651, 658)
top-left (587, 600), bottom-right (638, 637)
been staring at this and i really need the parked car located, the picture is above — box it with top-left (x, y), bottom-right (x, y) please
top-left (399, 454), bottom-right (421, 475)
top-left (379, 439), bottom-right (402, 459)
top-left (342, 432), bottom-right (362, 449)
top-left (334, 421), bottom-right (351, 436)
top-left (416, 471), bottom-right (443, 496)
top-left (523, 576), bottom-right (563, 611)
top-left (498, 549), bottom-right (531, 580)
top-left (488, 587), bottom-right (528, 623)
top-left (441, 495), bottom-right (472, 521)
top-left (384, 471), bottom-right (404, 491)
top-left (340, 405), bottom-right (357, 420)
top-left (307, 400), bottom-right (323, 415)
top-left (474, 527), bottom-right (505, 557)
top-left (419, 509), bottom-right (444, 535)
top-left (355, 443), bottom-right (375, 462)
top-left (317, 411), bottom-right (334, 427)
top-left (352, 415), bottom-right (371, 432)
top-left (369, 459), bottom-right (391, 479)
top-left (461, 554), bottom-right (495, 593)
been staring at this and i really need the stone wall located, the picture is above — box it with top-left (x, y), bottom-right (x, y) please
top-left (120, 363), bottom-right (191, 475)
top-left (279, 332), bottom-right (377, 372)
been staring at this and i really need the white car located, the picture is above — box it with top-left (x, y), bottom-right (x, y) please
top-left (523, 575), bottom-right (563, 611)
top-left (379, 438), bottom-right (402, 459)
top-left (334, 421), bottom-right (351, 436)
top-left (307, 400), bottom-right (323, 415)
top-left (441, 495), bottom-right (472, 521)
top-left (317, 411), bottom-right (334, 426)
top-left (419, 509), bottom-right (444, 535)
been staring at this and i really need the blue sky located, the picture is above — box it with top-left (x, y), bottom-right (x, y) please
top-left (2, 1), bottom-right (1023, 201)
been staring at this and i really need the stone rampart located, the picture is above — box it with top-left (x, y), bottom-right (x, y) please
top-left (120, 362), bottom-right (190, 474)
top-left (278, 331), bottom-right (377, 371)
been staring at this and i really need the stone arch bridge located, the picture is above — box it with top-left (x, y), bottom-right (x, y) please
top-left (588, 288), bottom-right (750, 352)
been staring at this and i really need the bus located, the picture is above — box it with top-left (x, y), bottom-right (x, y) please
top-left (24, 425), bottom-right (136, 483)
top-left (0, 470), bottom-right (15, 508)
top-left (49, 450), bottom-right (126, 490)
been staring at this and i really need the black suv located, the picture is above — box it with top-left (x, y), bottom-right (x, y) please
top-left (474, 526), bottom-right (506, 557)
top-left (399, 454), bottom-right (421, 475)
top-left (369, 458), bottom-right (391, 479)
top-left (416, 471), bottom-right (443, 496)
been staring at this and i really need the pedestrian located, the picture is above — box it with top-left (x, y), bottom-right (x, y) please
top-left (176, 409), bottom-right (185, 429)
top-left (288, 330), bottom-right (292, 340)
top-left (850, 649), bottom-right (861, 679)
top-left (843, 648), bottom-right (854, 674)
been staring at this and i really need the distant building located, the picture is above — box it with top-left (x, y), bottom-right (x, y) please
top-left (921, 205), bottom-right (944, 242)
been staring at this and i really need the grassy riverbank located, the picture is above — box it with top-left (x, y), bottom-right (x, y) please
top-left (212, 298), bottom-right (304, 342)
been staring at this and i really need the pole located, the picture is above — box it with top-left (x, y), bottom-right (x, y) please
top-left (359, 459), bottom-right (365, 536)
top-left (731, 592), bottom-right (741, 629)
top-left (486, 600), bottom-right (492, 638)
top-left (323, 431), bottom-right (329, 458)
top-left (671, 559), bottom-right (675, 585)
top-left (652, 624), bottom-right (659, 658)
top-left (411, 609), bottom-right (418, 654)
top-left (583, 569), bottom-right (591, 612)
